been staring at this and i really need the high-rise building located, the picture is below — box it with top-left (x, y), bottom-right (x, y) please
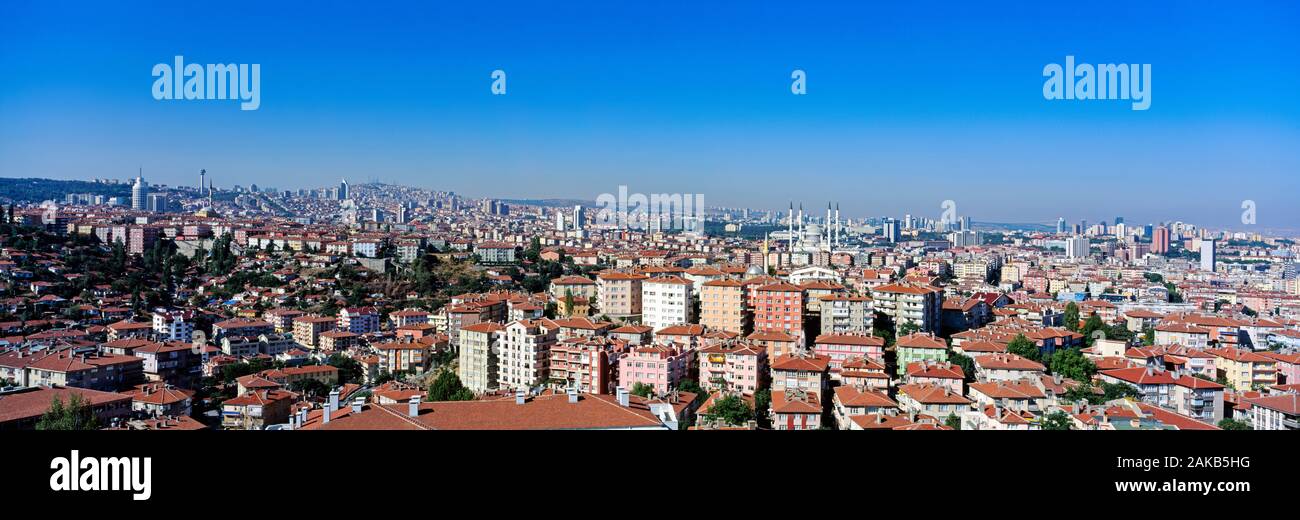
top-left (1201, 240), bottom-right (1217, 272)
top-left (339, 179), bottom-right (349, 200)
top-left (1056, 217), bottom-right (1066, 234)
top-left (572, 205), bottom-right (584, 230)
top-left (131, 174), bottom-right (149, 211)
top-left (1066, 235), bottom-right (1090, 259)
top-left (1152, 226), bottom-right (1171, 254)
top-left (147, 194), bottom-right (168, 213)
top-left (883, 218), bottom-right (900, 243)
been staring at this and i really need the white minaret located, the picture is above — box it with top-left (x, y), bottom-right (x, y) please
top-left (787, 202), bottom-right (794, 250)
top-left (825, 202), bottom-right (832, 251)
top-left (797, 203), bottom-right (804, 248)
top-left (834, 203), bottom-right (841, 249)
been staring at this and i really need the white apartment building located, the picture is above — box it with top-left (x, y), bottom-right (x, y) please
top-left (152, 309), bottom-right (194, 342)
top-left (496, 319), bottom-right (556, 391)
top-left (641, 276), bottom-right (694, 333)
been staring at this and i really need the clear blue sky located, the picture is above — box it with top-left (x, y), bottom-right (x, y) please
top-left (1, 1), bottom-right (1297, 230)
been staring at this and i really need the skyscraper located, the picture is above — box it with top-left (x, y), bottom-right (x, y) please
top-left (131, 172), bottom-right (148, 211)
top-left (339, 179), bottom-right (349, 200)
top-left (1066, 235), bottom-right (1090, 259)
top-left (883, 218), bottom-right (900, 244)
top-left (1201, 240), bottom-right (1216, 272)
top-left (572, 205), bottom-right (584, 230)
top-left (1152, 226), bottom-right (1171, 254)
top-left (1056, 217), bottom-right (1066, 234)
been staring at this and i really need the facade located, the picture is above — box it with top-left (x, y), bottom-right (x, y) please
top-left (894, 333), bottom-right (949, 376)
top-left (819, 293), bottom-right (873, 335)
top-left (1246, 393), bottom-right (1299, 430)
top-left (597, 271), bottom-right (647, 321)
top-left (871, 283), bottom-right (942, 334)
top-left (618, 342), bottom-right (691, 396)
top-left (697, 341), bottom-right (767, 395)
top-left (699, 279), bottom-right (748, 334)
top-left (293, 316), bottom-right (338, 349)
top-left (458, 322), bottom-right (503, 394)
top-left (813, 333), bottom-right (886, 377)
top-left (752, 283), bottom-right (806, 338)
top-left (641, 276), bottom-right (694, 333)
top-left (496, 319), bottom-right (556, 391)
top-left (549, 337), bottom-right (618, 394)
top-left (338, 307), bottom-right (381, 334)
top-left (151, 309), bottom-right (195, 342)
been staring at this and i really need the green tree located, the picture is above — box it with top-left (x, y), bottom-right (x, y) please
top-left (1048, 347), bottom-right (1097, 381)
top-left (1217, 418), bottom-right (1252, 430)
top-left (703, 394), bottom-right (754, 427)
top-left (426, 370), bottom-right (474, 401)
top-left (947, 351), bottom-right (976, 383)
top-left (677, 378), bottom-right (704, 395)
top-left (326, 353), bottom-right (364, 385)
top-left (36, 395), bottom-right (100, 430)
top-left (897, 321), bottom-right (921, 337)
top-left (629, 382), bottom-right (654, 398)
top-left (1006, 334), bottom-right (1040, 361)
top-left (1081, 314), bottom-right (1106, 347)
top-left (944, 413), bottom-right (962, 430)
top-left (1063, 301), bottom-right (1080, 332)
top-left (1041, 411), bottom-right (1072, 430)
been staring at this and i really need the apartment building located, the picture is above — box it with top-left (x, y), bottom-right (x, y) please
top-left (25, 351), bottom-right (144, 392)
top-left (338, 306), bottom-right (381, 334)
top-left (1207, 347), bottom-right (1277, 390)
top-left (1246, 392), bottom-right (1299, 430)
top-left (293, 315), bottom-right (338, 349)
top-left (894, 333), bottom-right (948, 376)
top-left (263, 308), bottom-right (306, 333)
top-left (770, 353), bottom-right (830, 393)
top-left (813, 333), bottom-right (887, 376)
top-left (752, 282), bottom-right (806, 338)
top-left (222, 389), bottom-right (296, 430)
top-left (871, 283), bottom-right (943, 334)
top-left (214, 317), bottom-right (276, 338)
top-left (151, 309), bottom-right (195, 342)
top-left (618, 342), bottom-right (691, 396)
top-left (496, 319), bottom-right (556, 391)
top-left (699, 279), bottom-right (748, 334)
top-left (641, 276), bottom-right (694, 333)
top-left (376, 340), bottom-right (430, 374)
top-left (818, 293), bottom-right (873, 335)
top-left (549, 337), bottom-right (619, 394)
top-left (1099, 366), bottom-right (1227, 422)
top-left (769, 389), bottom-right (822, 430)
top-left (458, 322), bottom-right (504, 394)
top-left (697, 341), bottom-right (767, 395)
top-left (597, 271), bottom-right (647, 322)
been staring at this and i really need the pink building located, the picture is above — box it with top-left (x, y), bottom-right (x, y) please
top-left (619, 342), bottom-right (693, 395)
top-left (697, 341), bottom-right (767, 395)
top-left (813, 333), bottom-right (885, 378)
top-left (1260, 352), bottom-right (1300, 386)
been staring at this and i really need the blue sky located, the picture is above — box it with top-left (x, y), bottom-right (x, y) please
top-left (1, 1), bottom-right (1297, 229)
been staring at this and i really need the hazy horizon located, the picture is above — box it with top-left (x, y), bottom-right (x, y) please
top-left (2, 1), bottom-right (1297, 230)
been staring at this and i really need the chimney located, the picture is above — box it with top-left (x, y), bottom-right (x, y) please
top-left (288, 415), bottom-right (297, 430)
top-left (515, 389), bottom-right (526, 405)
top-left (616, 387), bottom-right (630, 407)
top-left (566, 387), bottom-right (579, 404)
top-left (298, 407), bottom-right (308, 426)
top-left (322, 405), bottom-right (331, 425)
top-left (351, 396), bottom-right (364, 413)
top-left (328, 388), bottom-right (340, 412)
top-left (407, 395), bottom-right (420, 417)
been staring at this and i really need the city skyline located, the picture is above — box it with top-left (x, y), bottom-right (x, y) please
top-left (2, 1), bottom-right (1298, 230)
